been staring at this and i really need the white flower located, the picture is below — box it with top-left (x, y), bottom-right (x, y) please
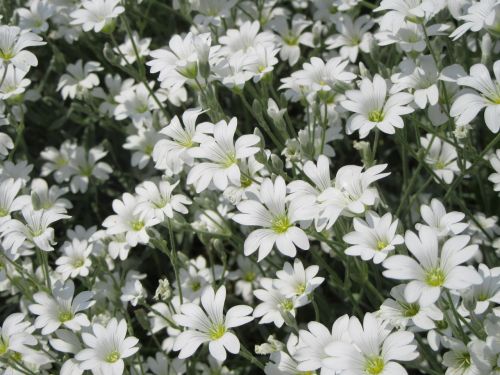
top-left (326, 14), bottom-right (374, 63)
top-left (92, 74), bottom-right (135, 117)
top-left (342, 74), bottom-right (414, 138)
top-left (173, 285), bottom-right (253, 361)
top-left (192, 0), bottom-right (236, 26)
top-left (76, 318), bottom-right (139, 374)
top-left (114, 31), bottom-right (151, 66)
top-left (55, 238), bottom-right (93, 280)
top-left (415, 198), bottom-right (468, 237)
top-left (281, 56), bottom-right (356, 102)
top-left (391, 55), bottom-right (440, 109)
top-left (0, 313), bottom-right (41, 362)
top-left (228, 255), bottom-right (261, 303)
top-left (0, 64), bottom-right (31, 100)
top-left (270, 15), bottom-right (314, 66)
top-left (263, 334), bottom-right (302, 374)
top-left (443, 339), bottom-right (481, 375)
top-left (219, 21), bottom-right (276, 56)
top-left (383, 226), bottom-right (483, 305)
top-left (0, 178), bottom-right (29, 225)
top-left (420, 133), bottom-right (460, 184)
top-left (375, 0), bottom-right (438, 25)
top-left (49, 330), bottom-right (84, 375)
top-left (233, 176), bottom-right (310, 261)
top-left (28, 279), bottom-right (95, 334)
top-left (0, 25), bottom-right (45, 71)
top-left (152, 107), bottom-right (211, 174)
top-left (295, 315), bottom-right (351, 374)
top-left (212, 50), bottom-right (256, 90)
top-left (30, 178), bottom-right (72, 214)
top-left (450, 0), bottom-right (500, 40)
top-left (146, 352), bottom-right (186, 375)
top-left (102, 193), bottom-right (160, 247)
top-left (0, 160), bottom-right (33, 186)
top-left (187, 117), bottom-right (260, 192)
top-left (376, 22), bottom-right (448, 53)
top-left (17, 0), bottom-right (55, 34)
top-left (69, 145), bottom-right (112, 193)
top-left (147, 32), bottom-right (212, 90)
top-left (489, 149), bottom-right (500, 194)
top-left (178, 255), bottom-right (216, 302)
top-left (114, 82), bottom-right (161, 127)
top-left (123, 126), bottom-right (161, 169)
top-left (469, 318), bottom-right (500, 373)
top-left (245, 45), bottom-right (280, 82)
top-left (462, 263), bottom-right (500, 314)
top-left (343, 211), bottom-right (404, 264)
top-left (273, 259), bottom-right (324, 306)
top-left (253, 277), bottom-right (300, 328)
top-left (324, 313), bottom-right (418, 375)
top-left (120, 271), bottom-right (147, 307)
top-left (317, 164), bottom-right (390, 229)
top-left (40, 140), bottom-right (77, 184)
top-left (379, 284), bottom-right (443, 330)
top-left (70, 0), bottom-right (125, 33)
top-left (135, 180), bottom-right (191, 222)
top-left (57, 60), bottom-right (102, 100)
top-left (450, 60), bottom-right (500, 133)
top-left (1, 206), bottom-right (69, 252)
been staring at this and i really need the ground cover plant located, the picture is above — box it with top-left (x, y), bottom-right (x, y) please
top-left (0, 0), bottom-right (500, 374)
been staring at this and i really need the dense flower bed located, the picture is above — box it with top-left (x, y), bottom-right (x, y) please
top-left (0, 0), bottom-right (499, 374)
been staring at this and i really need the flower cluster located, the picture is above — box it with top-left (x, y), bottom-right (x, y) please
top-left (0, 0), bottom-right (499, 374)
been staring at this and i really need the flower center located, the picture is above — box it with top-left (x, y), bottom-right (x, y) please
top-left (425, 267), bottom-right (445, 287)
top-left (364, 356), bottom-right (385, 375)
top-left (376, 240), bottom-right (388, 250)
top-left (241, 174), bottom-right (253, 188)
top-left (400, 302), bottom-right (420, 317)
top-left (208, 323), bottom-right (226, 340)
top-left (0, 338), bottom-right (8, 356)
top-left (58, 311), bottom-right (73, 323)
top-left (280, 298), bottom-right (294, 311)
top-left (243, 271), bottom-right (256, 282)
top-left (136, 103), bottom-right (149, 114)
top-left (144, 144), bottom-right (154, 155)
top-left (296, 283), bottom-right (306, 295)
top-left (0, 49), bottom-right (14, 60)
top-left (456, 352), bottom-right (471, 369)
top-left (434, 161), bottom-right (446, 170)
top-left (271, 215), bottom-right (292, 234)
top-left (222, 152), bottom-right (237, 168)
top-left (0, 207), bottom-right (8, 217)
top-left (368, 110), bottom-right (384, 122)
top-left (283, 34), bottom-right (299, 46)
top-left (30, 228), bottom-right (44, 237)
top-left (105, 350), bottom-right (121, 363)
top-left (73, 259), bottom-right (85, 268)
top-left (477, 293), bottom-right (489, 301)
top-left (177, 63), bottom-right (198, 79)
top-left (179, 138), bottom-right (194, 148)
top-left (190, 280), bottom-right (201, 291)
top-left (153, 198), bottom-right (169, 209)
top-left (80, 165), bottom-right (94, 177)
top-left (131, 220), bottom-right (145, 231)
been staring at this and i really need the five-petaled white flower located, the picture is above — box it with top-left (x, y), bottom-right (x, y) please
top-left (187, 117), bottom-right (260, 192)
top-left (383, 226), bottom-right (483, 305)
top-left (173, 285), bottom-right (253, 361)
top-left (29, 279), bottom-right (95, 334)
top-left (342, 74), bottom-right (414, 138)
top-left (233, 176), bottom-right (311, 261)
top-left (76, 318), bottom-right (139, 375)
